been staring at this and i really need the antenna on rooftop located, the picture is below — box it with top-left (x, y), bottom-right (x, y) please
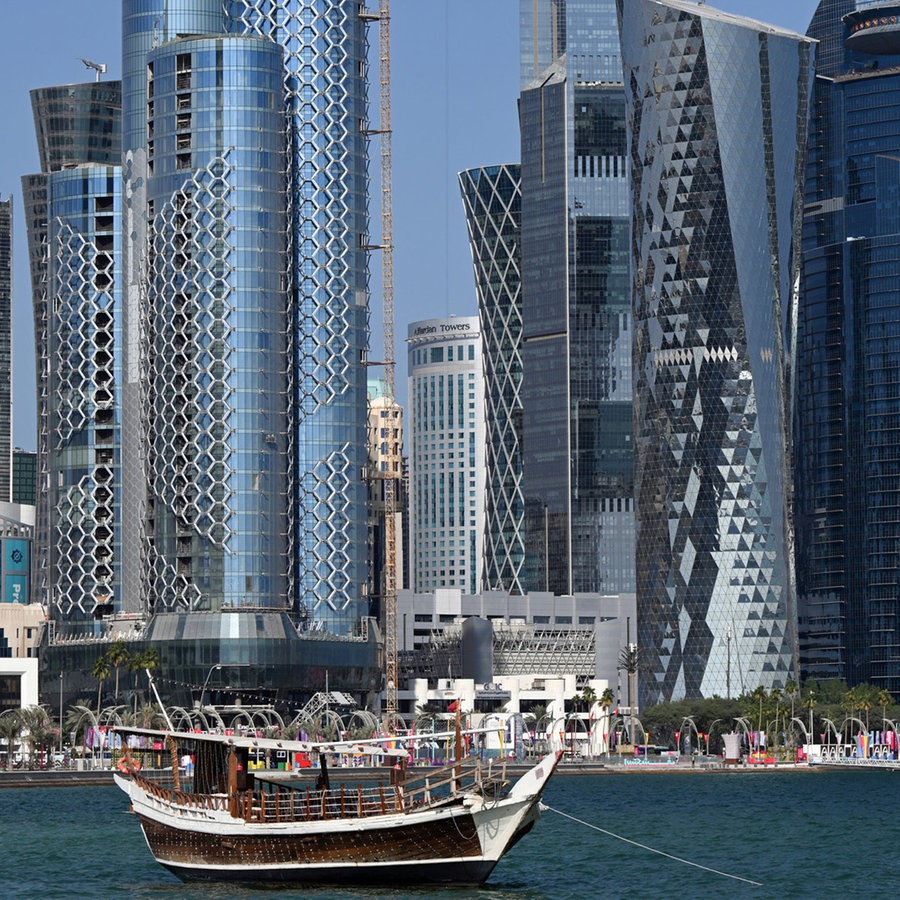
top-left (81, 59), bottom-right (107, 82)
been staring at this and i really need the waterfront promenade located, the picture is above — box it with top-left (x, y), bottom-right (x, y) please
top-left (0, 755), bottom-right (815, 788)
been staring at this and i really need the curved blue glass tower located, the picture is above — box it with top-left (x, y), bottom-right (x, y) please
top-left (144, 35), bottom-right (288, 610)
top-left (620, 0), bottom-right (812, 702)
top-left (118, 1), bottom-right (371, 629)
top-left (121, 0), bottom-right (226, 614)
top-left (226, 1), bottom-right (371, 631)
top-left (47, 166), bottom-right (123, 627)
top-left (22, 81), bottom-right (121, 622)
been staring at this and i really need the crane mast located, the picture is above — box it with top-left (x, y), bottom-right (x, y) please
top-left (373, 0), bottom-right (397, 732)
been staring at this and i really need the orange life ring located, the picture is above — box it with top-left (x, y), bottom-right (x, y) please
top-left (117, 757), bottom-right (141, 775)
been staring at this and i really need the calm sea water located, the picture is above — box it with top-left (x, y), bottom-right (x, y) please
top-left (2, 769), bottom-right (897, 899)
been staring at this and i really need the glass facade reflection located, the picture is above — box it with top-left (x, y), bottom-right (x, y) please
top-left (41, 611), bottom-right (381, 713)
top-left (117, 2), bottom-right (371, 630)
top-left (144, 36), bottom-right (289, 611)
top-left (459, 165), bottom-right (525, 594)
top-left (121, 0), bottom-right (226, 616)
top-left (620, 0), bottom-right (812, 702)
top-left (519, 0), bottom-right (635, 597)
top-left (22, 82), bottom-right (122, 619)
top-left (226, 1), bottom-right (371, 632)
top-left (796, 1), bottom-right (900, 693)
top-left (29, 83), bottom-right (122, 174)
top-left (47, 166), bottom-right (123, 629)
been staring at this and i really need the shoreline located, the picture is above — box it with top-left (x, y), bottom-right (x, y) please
top-left (0, 758), bottom-right (818, 788)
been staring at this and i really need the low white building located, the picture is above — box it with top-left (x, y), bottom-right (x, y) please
top-left (400, 674), bottom-right (632, 760)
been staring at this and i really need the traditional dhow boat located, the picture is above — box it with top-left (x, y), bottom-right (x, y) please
top-left (112, 726), bottom-right (562, 885)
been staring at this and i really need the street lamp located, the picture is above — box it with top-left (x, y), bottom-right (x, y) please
top-left (706, 719), bottom-right (722, 755)
top-left (198, 663), bottom-right (251, 709)
top-left (198, 664), bottom-right (223, 709)
top-left (808, 692), bottom-right (815, 749)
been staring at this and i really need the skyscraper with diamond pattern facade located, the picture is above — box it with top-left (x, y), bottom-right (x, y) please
top-left (32, 2), bottom-right (381, 710)
top-left (225, 0), bottom-right (371, 632)
top-left (619, 0), bottom-right (812, 702)
top-left (459, 165), bottom-right (525, 594)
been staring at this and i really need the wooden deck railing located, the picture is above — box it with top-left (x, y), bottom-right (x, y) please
top-left (132, 755), bottom-right (511, 825)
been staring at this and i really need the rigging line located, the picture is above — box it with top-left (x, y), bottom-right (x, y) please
top-left (538, 803), bottom-right (763, 888)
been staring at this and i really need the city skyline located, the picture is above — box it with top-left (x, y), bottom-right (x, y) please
top-left (0, 0), bottom-right (819, 453)
top-left (3, 0), bottom-right (898, 715)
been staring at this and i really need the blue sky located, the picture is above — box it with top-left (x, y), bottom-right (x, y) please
top-left (0, 0), bottom-right (819, 451)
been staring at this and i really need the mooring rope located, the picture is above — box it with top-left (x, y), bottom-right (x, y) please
top-left (539, 803), bottom-right (763, 887)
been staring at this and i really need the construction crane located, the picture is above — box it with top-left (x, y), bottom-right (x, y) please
top-left (361, 1), bottom-right (397, 732)
top-left (378, 0), bottom-right (398, 735)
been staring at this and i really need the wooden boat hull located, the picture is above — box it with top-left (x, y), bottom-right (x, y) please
top-left (138, 806), bottom-right (490, 884)
top-left (116, 752), bottom-right (557, 886)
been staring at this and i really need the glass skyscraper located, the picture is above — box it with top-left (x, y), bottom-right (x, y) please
top-left (143, 35), bottom-right (289, 611)
top-left (796, 1), bottom-right (900, 693)
top-left (459, 164), bottom-right (525, 594)
top-left (120, 0), bottom-right (226, 619)
top-left (226, 1), bottom-right (371, 631)
top-left (47, 166), bottom-right (123, 624)
top-left (619, 0), bottom-right (812, 702)
top-left (21, 81), bottom-right (122, 622)
top-left (115, 1), bottom-right (371, 628)
top-left (519, 0), bottom-right (635, 598)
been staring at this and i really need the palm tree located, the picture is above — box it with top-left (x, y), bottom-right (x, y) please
top-left (106, 640), bottom-right (132, 703)
top-left (63, 701), bottom-right (94, 754)
top-left (768, 687), bottom-right (783, 756)
top-left (0, 709), bottom-right (22, 768)
top-left (91, 654), bottom-right (111, 718)
top-left (599, 688), bottom-right (615, 756)
top-left (135, 703), bottom-right (167, 731)
top-left (803, 690), bottom-right (817, 746)
top-left (127, 648), bottom-right (160, 712)
top-left (784, 679), bottom-right (798, 717)
top-left (581, 685), bottom-right (597, 715)
top-left (878, 690), bottom-right (893, 730)
top-left (19, 706), bottom-right (54, 767)
top-left (854, 684), bottom-right (879, 733)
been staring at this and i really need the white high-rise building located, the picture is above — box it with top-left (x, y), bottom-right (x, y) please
top-left (407, 318), bottom-right (485, 594)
